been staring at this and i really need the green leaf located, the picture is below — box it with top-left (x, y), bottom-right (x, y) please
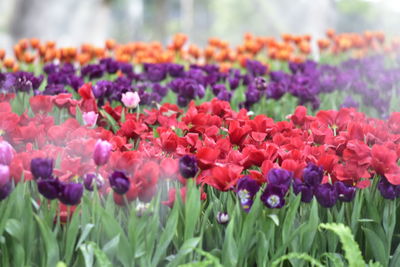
top-left (100, 110), bottom-right (120, 132)
top-left (167, 237), bottom-right (201, 267)
top-left (271, 252), bottom-right (324, 267)
top-left (222, 216), bottom-right (238, 266)
top-left (76, 224), bottom-right (95, 250)
top-left (5, 219), bottom-right (24, 243)
top-left (75, 106), bottom-right (84, 125)
top-left (184, 179), bottom-right (201, 241)
top-left (319, 223), bottom-right (366, 267)
top-left (64, 207), bottom-right (81, 265)
top-left (282, 194), bottom-right (301, 244)
top-left (268, 214), bottom-right (279, 226)
top-left (152, 201), bottom-right (180, 266)
top-left (362, 227), bottom-right (388, 266)
top-left (34, 214), bottom-right (60, 267)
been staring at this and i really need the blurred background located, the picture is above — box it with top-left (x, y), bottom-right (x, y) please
top-left (1, 0), bottom-right (400, 52)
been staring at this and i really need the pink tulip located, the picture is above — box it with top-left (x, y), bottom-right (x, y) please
top-left (83, 111), bottom-right (98, 127)
top-left (121, 92), bottom-right (140, 109)
top-left (0, 141), bottom-right (13, 166)
top-left (0, 164), bottom-right (10, 188)
top-left (93, 140), bottom-right (112, 166)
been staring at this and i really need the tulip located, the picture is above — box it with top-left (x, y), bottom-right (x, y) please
top-left (58, 182), bottom-right (84, 206)
top-left (121, 91), bottom-right (140, 109)
top-left (334, 181), bottom-right (356, 202)
top-left (302, 163), bottom-right (323, 187)
top-left (236, 176), bottom-right (260, 212)
top-left (83, 173), bottom-right (104, 191)
top-left (267, 168), bottom-right (293, 193)
top-left (179, 155), bottom-right (198, 179)
top-left (261, 184), bottom-right (286, 209)
top-left (293, 178), bottom-right (314, 203)
top-left (82, 111), bottom-right (98, 127)
top-left (314, 183), bottom-right (338, 208)
top-left (0, 141), bottom-right (13, 166)
top-left (378, 176), bottom-right (400, 200)
top-left (93, 140), bottom-right (112, 166)
top-left (0, 164), bottom-right (10, 188)
top-left (37, 178), bottom-right (62, 200)
top-left (109, 171), bottom-right (130, 195)
top-left (30, 158), bottom-right (54, 180)
top-left (216, 212), bottom-right (229, 224)
top-left (0, 182), bottom-right (12, 201)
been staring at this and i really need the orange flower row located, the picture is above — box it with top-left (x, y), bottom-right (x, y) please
top-left (0, 30), bottom-right (398, 72)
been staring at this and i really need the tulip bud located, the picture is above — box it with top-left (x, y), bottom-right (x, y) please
top-left (58, 182), bottom-right (84, 205)
top-left (83, 173), bottom-right (104, 191)
top-left (0, 164), bottom-right (10, 188)
top-left (178, 155), bottom-right (198, 179)
top-left (315, 183), bottom-right (338, 208)
top-left (121, 91), bottom-right (140, 109)
top-left (109, 171), bottom-right (130, 195)
top-left (216, 212), bottom-right (229, 224)
top-left (0, 182), bottom-right (12, 201)
top-left (93, 140), bottom-right (112, 166)
top-left (82, 111), bottom-right (98, 127)
top-left (30, 158), bottom-right (54, 180)
top-left (0, 141), bottom-right (14, 165)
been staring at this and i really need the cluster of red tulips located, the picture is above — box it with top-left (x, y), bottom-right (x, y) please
top-left (1, 82), bottom-right (400, 211)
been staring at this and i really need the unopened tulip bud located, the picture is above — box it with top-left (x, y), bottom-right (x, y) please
top-left (93, 140), bottom-right (112, 166)
top-left (216, 212), bottom-right (229, 224)
top-left (121, 91), bottom-right (140, 109)
top-left (0, 164), bottom-right (10, 188)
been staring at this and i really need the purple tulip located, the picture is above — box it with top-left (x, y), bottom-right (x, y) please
top-left (37, 178), bottom-right (62, 200)
top-left (83, 173), bottom-right (104, 191)
top-left (0, 182), bottom-right (12, 201)
top-left (254, 77), bottom-right (268, 91)
top-left (315, 183), bottom-right (338, 208)
top-left (334, 181), bottom-right (356, 202)
top-left (293, 179), bottom-right (314, 203)
top-left (30, 158), bottom-right (54, 180)
top-left (267, 168), bottom-right (293, 193)
top-left (109, 171), bottom-right (130, 195)
top-left (302, 163), bottom-right (323, 187)
top-left (0, 164), bottom-right (10, 188)
top-left (216, 212), bottom-right (229, 225)
top-left (58, 182), bottom-right (84, 205)
top-left (236, 176), bottom-right (260, 212)
top-left (378, 176), bottom-right (400, 200)
top-left (261, 184), bottom-right (286, 209)
top-left (0, 141), bottom-right (13, 165)
top-left (179, 155), bottom-right (198, 179)
top-left (93, 140), bottom-right (112, 166)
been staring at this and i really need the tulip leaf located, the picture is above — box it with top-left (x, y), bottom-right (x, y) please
top-left (271, 252), bottom-right (324, 267)
top-left (167, 237), bottom-right (201, 267)
top-left (319, 223), bottom-right (366, 267)
top-left (34, 214), bottom-right (60, 267)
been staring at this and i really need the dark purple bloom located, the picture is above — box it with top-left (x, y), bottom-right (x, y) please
top-left (315, 183), bottom-right (338, 208)
top-left (261, 184), bottom-right (286, 209)
top-left (293, 179), bottom-right (314, 203)
top-left (267, 168), bottom-right (293, 193)
top-left (254, 77), bottom-right (268, 91)
top-left (37, 178), bottom-right (62, 200)
top-left (212, 84), bottom-right (226, 96)
top-left (334, 181), bottom-right (356, 202)
top-left (266, 82), bottom-right (286, 100)
top-left (100, 58), bottom-right (119, 74)
top-left (58, 182), bottom-right (84, 205)
top-left (30, 158), bottom-right (54, 180)
top-left (217, 90), bottom-right (232, 102)
top-left (378, 176), bottom-right (400, 200)
top-left (0, 182), bottom-right (12, 201)
top-left (228, 77), bottom-right (240, 90)
top-left (340, 96), bottom-right (359, 109)
top-left (302, 163), bottom-right (323, 187)
top-left (179, 155), bottom-right (198, 179)
top-left (168, 64), bottom-right (184, 77)
top-left (236, 176), bottom-right (260, 212)
top-left (83, 173), bottom-right (104, 191)
top-left (109, 171), bottom-right (130, 195)
top-left (81, 64), bottom-right (104, 80)
top-left (245, 88), bottom-right (261, 105)
top-left (144, 64), bottom-right (167, 82)
top-left (153, 83), bottom-right (168, 97)
top-left (246, 60), bottom-right (267, 76)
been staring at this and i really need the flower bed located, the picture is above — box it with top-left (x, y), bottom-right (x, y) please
top-left (0, 33), bottom-right (400, 266)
